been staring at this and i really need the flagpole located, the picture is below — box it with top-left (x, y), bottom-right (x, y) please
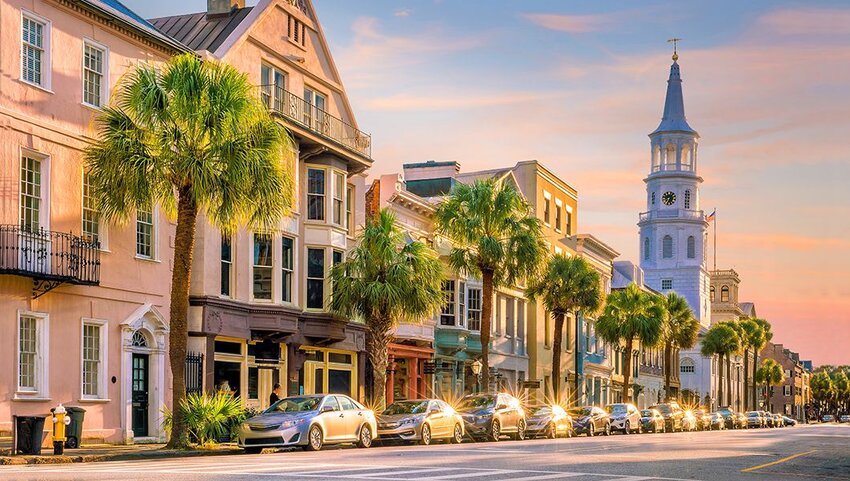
top-left (713, 207), bottom-right (717, 271)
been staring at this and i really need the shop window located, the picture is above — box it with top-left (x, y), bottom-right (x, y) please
top-left (329, 370), bottom-right (351, 395)
top-left (214, 340), bottom-right (242, 355)
top-left (329, 352), bottom-right (351, 364)
top-left (214, 360), bottom-right (241, 396)
top-left (248, 366), bottom-right (259, 400)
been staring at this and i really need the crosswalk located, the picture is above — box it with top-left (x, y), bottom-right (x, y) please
top-left (0, 457), bottom-right (700, 481)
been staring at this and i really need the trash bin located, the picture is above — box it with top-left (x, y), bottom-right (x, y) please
top-left (15, 415), bottom-right (46, 455)
top-left (64, 407), bottom-right (86, 449)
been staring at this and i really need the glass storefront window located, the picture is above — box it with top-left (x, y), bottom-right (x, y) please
top-left (328, 352), bottom-right (351, 364)
top-left (329, 369), bottom-right (351, 395)
top-left (214, 361), bottom-right (241, 396)
top-left (248, 366), bottom-right (259, 400)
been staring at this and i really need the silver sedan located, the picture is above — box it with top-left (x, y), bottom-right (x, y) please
top-left (377, 399), bottom-right (464, 445)
top-left (238, 394), bottom-right (377, 452)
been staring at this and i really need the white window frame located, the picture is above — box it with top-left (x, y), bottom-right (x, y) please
top-left (80, 318), bottom-right (108, 400)
top-left (81, 170), bottom-right (107, 248)
top-left (345, 184), bottom-right (354, 235)
top-left (305, 246), bottom-right (326, 310)
top-left (281, 235), bottom-right (294, 304)
top-left (554, 199), bottom-right (563, 232)
top-left (306, 167), bottom-right (326, 221)
top-left (135, 206), bottom-right (157, 260)
top-left (252, 232), bottom-right (274, 301)
top-left (220, 233), bottom-right (233, 297)
top-left (467, 286), bottom-right (482, 332)
top-left (260, 63), bottom-right (286, 111)
top-left (20, 10), bottom-right (51, 91)
top-left (20, 149), bottom-right (50, 232)
top-left (542, 191), bottom-right (551, 225)
top-left (81, 38), bottom-right (108, 108)
top-left (439, 280), bottom-right (456, 326)
top-left (16, 310), bottom-right (49, 399)
top-left (333, 172), bottom-right (345, 226)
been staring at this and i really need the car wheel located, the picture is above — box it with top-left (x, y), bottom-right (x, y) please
top-left (604, 423), bottom-right (612, 436)
top-left (306, 425), bottom-right (323, 451)
top-left (588, 423), bottom-right (595, 437)
top-left (489, 419), bottom-right (501, 442)
top-left (357, 425), bottom-right (373, 448)
top-left (514, 420), bottom-right (526, 441)
top-left (636, 423), bottom-right (643, 435)
top-left (566, 427), bottom-right (573, 438)
top-left (420, 423), bottom-right (432, 446)
top-left (624, 421), bottom-right (630, 435)
top-left (546, 422), bottom-right (557, 439)
top-left (451, 424), bottom-right (463, 444)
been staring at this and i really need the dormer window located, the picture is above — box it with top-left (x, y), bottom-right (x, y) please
top-left (287, 14), bottom-right (306, 47)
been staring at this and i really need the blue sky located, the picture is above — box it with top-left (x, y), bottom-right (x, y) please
top-left (126, 0), bottom-right (850, 365)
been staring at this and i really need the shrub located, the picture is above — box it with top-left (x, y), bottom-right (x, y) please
top-left (162, 391), bottom-right (246, 447)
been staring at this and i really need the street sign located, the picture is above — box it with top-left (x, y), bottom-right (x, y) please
top-left (521, 380), bottom-right (541, 389)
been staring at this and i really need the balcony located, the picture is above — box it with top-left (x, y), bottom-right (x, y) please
top-left (639, 209), bottom-right (705, 222)
top-left (0, 225), bottom-right (100, 298)
top-left (260, 85), bottom-right (371, 159)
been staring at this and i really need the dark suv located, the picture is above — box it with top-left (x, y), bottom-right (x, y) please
top-left (716, 407), bottom-right (738, 429)
top-left (649, 402), bottom-right (684, 432)
top-left (457, 393), bottom-right (526, 442)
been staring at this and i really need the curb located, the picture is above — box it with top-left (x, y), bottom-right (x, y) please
top-left (0, 448), bottom-right (243, 465)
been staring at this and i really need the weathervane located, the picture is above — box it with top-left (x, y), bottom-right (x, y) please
top-left (668, 37), bottom-right (681, 61)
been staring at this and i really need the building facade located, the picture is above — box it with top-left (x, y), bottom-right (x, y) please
top-left (761, 342), bottom-right (810, 421)
top-left (0, 0), bottom-right (187, 443)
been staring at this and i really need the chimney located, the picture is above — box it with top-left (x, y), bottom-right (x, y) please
top-left (207, 0), bottom-right (244, 17)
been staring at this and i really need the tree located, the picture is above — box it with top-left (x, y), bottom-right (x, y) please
top-left (435, 179), bottom-right (546, 391)
top-left (658, 292), bottom-right (698, 399)
top-left (329, 209), bottom-right (444, 410)
top-left (595, 283), bottom-right (664, 404)
top-left (755, 358), bottom-right (785, 412)
top-left (810, 371), bottom-right (835, 417)
top-left (526, 255), bottom-right (604, 403)
top-left (700, 322), bottom-right (741, 408)
top-left (752, 318), bottom-right (773, 409)
top-left (738, 318), bottom-right (767, 410)
top-left (85, 54), bottom-right (294, 448)
top-left (830, 370), bottom-right (850, 416)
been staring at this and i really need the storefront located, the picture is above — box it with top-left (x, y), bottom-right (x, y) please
top-left (386, 343), bottom-right (434, 403)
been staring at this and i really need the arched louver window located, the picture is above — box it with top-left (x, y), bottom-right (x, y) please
top-left (651, 192), bottom-right (656, 205)
top-left (644, 237), bottom-right (650, 260)
top-left (721, 285), bottom-right (730, 302)
top-left (681, 357), bottom-right (695, 373)
top-left (662, 235), bottom-right (673, 259)
top-left (684, 190), bottom-right (691, 209)
top-left (687, 236), bottom-right (696, 258)
top-left (710, 285), bottom-right (716, 301)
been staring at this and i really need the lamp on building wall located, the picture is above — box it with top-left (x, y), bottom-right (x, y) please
top-left (471, 359), bottom-right (483, 393)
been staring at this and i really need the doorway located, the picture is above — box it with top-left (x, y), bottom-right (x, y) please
top-left (131, 353), bottom-right (149, 437)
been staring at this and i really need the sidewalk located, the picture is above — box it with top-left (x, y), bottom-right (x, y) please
top-left (0, 439), bottom-right (243, 465)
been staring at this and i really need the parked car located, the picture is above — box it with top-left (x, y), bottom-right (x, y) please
top-left (708, 412), bottom-right (726, 430)
top-left (839, 414), bottom-right (850, 423)
top-left (526, 405), bottom-right (573, 439)
top-left (821, 414), bottom-right (835, 423)
top-left (771, 413), bottom-right (784, 428)
top-left (745, 411), bottom-right (765, 428)
top-left (640, 409), bottom-right (665, 433)
top-left (239, 394), bottom-right (377, 453)
top-left (569, 406), bottom-right (611, 436)
top-left (757, 411), bottom-right (776, 427)
top-left (681, 410), bottom-right (698, 431)
top-left (693, 409), bottom-right (712, 431)
top-left (734, 412), bottom-right (748, 429)
top-left (457, 393), bottom-right (526, 442)
top-left (782, 416), bottom-right (798, 426)
top-left (715, 407), bottom-right (738, 429)
top-left (605, 403), bottom-right (642, 434)
top-left (649, 403), bottom-right (684, 432)
top-left (377, 399), bottom-right (464, 445)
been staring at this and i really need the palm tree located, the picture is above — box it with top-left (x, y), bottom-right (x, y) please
top-left (752, 318), bottom-right (773, 409)
top-left (526, 255), bottom-right (604, 403)
top-left (738, 318), bottom-right (766, 410)
top-left (329, 209), bottom-right (444, 410)
top-left (435, 179), bottom-right (546, 391)
top-left (85, 54), bottom-right (294, 448)
top-left (658, 292), bottom-right (698, 399)
top-left (755, 358), bottom-right (785, 412)
top-left (595, 283), bottom-right (664, 404)
top-left (700, 322), bottom-right (741, 408)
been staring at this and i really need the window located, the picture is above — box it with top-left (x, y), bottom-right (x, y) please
top-left (253, 234), bottom-right (273, 300)
top-left (651, 192), bottom-right (656, 205)
top-left (260, 64), bottom-right (285, 111)
top-left (21, 13), bottom-right (48, 87)
top-left (684, 190), bottom-right (691, 209)
top-left (467, 287), bottom-right (482, 331)
top-left (281, 236), bottom-right (293, 302)
top-left (783, 385), bottom-right (791, 397)
top-left (333, 172), bottom-right (344, 225)
top-left (346, 185), bottom-right (354, 233)
top-left (17, 312), bottom-right (47, 396)
top-left (307, 248), bottom-right (325, 309)
top-left (544, 311), bottom-right (551, 348)
top-left (661, 279), bottom-right (673, 290)
top-left (680, 358), bottom-right (695, 373)
top-left (710, 285), bottom-right (716, 301)
top-left (136, 208), bottom-right (153, 258)
top-left (82, 41), bottom-right (105, 107)
top-left (458, 282), bottom-right (466, 328)
top-left (687, 236), bottom-right (695, 259)
top-left (287, 14), bottom-right (306, 46)
top-left (82, 320), bottom-right (106, 399)
top-left (20, 154), bottom-right (42, 232)
top-left (543, 197), bottom-right (550, 224)
top-left (662, 235), bottom-right (673, 259)
top-left (517, 300), bottom-right (525, 355)
top-left (440, 280), bottom-right (456, 326)
top-left (303, 87), bottom-right (327, 131)
top-left (555, 203), bottom-right (562, 231)
top-left (82, 172), bottom-right (99, 244)
top-left (721, 285), bottom-right (729, 302)
top-left (505, 298), bottom-right (515, 338)
top-left (565, 211), bottom-right (572, 235)
top-left (643, 237), bottom-right (650, 260)
top-left (220, 234), bottom-right (232, 296)
top-left (307, 169), bottom-right (325, 220)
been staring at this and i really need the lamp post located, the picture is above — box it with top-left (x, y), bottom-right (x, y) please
top-left (471, 359), bottom-right (483, 393)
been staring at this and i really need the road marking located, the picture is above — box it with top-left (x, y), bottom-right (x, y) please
top-left (741, 450), bottom-right (817, 473)
top-left (500, 473), bottom-right (587, 480)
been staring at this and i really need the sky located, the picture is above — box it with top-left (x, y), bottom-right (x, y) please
top-left (126, 0), bottom-right (850, 366)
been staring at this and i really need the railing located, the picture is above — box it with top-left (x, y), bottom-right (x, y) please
top-left (260, 85), bottom-right (372, 158)
top-left (0, 225), bottom-right (100, 285)
top-left (185, 352), bottom-right (204, 395)
top-left (639, 209), bottom-right (704, 222)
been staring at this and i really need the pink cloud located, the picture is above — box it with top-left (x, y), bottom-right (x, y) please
top-left (522, 13), bottom-right (614, 33)
top-left (757, 8), bottom-right (850, 35)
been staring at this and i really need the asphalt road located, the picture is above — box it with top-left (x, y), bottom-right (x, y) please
top-left (2, 424), bottom-right (848, 481)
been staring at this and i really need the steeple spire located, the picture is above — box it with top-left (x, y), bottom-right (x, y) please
top-left (652, 43), bottom-right (697, 136)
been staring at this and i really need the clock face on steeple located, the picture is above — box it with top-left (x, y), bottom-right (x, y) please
top-left (662, 191), bottom-right (677, 205)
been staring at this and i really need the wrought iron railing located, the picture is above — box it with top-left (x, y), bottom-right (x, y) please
top-left (639, 209), bottom-right (704, 222)
top-left (260, 85), bottom-right (371, 158)
top-left (185, 352), bottom-right (204, 395)
top-left (0, 225), bottom-right (100, 287)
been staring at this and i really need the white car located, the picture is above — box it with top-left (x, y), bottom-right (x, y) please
top-left (605, 403), bottom-right (642, 434)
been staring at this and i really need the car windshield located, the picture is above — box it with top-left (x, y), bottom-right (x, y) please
top-left (651, 405), bottom-right (672, 414)
top-left (527, 406), bottom-right (550, 416)
top-left (458, 395), bottom-right (496, 410)
top-left (640, 410), bottom-right (654, 417)
top-left (746, 411), bottom-right (759, 416)
top-left (606, 405), bottom-right (628, 414)
top-left (568, 407), bottom-right (593, 417)
top-left (382, 401), bottom-right (429, 415)
top-left (264, 396), bottom-right (322, 414)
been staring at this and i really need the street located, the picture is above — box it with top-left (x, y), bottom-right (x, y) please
top-left (2, 424), bottom-right (848, 481)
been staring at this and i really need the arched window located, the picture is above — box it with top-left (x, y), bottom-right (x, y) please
top-left (710, 285), bottom-right (716, 301)
top-left (131, 330), bottom-right (149, 348)
top-left (644, 237), bottom-right (650, 260)
top-left (721, 285), bottom-right (730, 302)
top-left (651, 192), bottom-right (656, 205)
top-left (680, 357), bottom-right (695, 374)
top-left (684, 190), bottom-right (691, 209)
top-left (687, 236), bottom-right (695, 259)
top-left (662, 235), bottom-right (673, 258)
top-left (665, 144), bottom-right (676, 169)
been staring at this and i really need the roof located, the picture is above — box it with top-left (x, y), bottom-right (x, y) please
top-left (148, 8), bottom-right (254, 53)
top-left (651, 58), bottom-right (697, 136)
top-left (79, 0), bottom-right (190, 53)
top-left (739, 302), bottom-right (756, 317)
top-left (454, 168), bottom-right (512, 185)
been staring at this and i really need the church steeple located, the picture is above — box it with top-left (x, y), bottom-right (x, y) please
top-left (652, 54), bottom-right (697, 136)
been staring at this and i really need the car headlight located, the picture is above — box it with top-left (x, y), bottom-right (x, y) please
top-left (241, 422), bottom-right (250, 431)
top-left (400, 418), bottom-right (418, 426)
top-left (280, 418), bottom-right (307, 429)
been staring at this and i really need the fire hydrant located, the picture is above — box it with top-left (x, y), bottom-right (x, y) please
top-left (52, 404), bottom-right (71, 455)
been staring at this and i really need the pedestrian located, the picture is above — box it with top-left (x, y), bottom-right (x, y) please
top-left (269, 383), bottom-right (283, 406)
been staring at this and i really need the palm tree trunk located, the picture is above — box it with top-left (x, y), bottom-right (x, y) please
top-left (664, 342), bottom-right (673, 398)
top-left (766, 381), bottom-right (771, 412)
top-left (752, 352), bottom-right (759, 410)
top-left (623, 338), bottom-right (634, 403)
top-left (717, 354), bottom-right (724, 410)
top-left (165, 187), bottom-right (198, 449)
top-left (575, 313), bottom-right (582, 405)
top-left (743, 348), bottom-right (750, 411)
top-left (551, 312), bottom-right (564, 404)
top-left (726, 354), bottom-right (732, 407)
top-left (367, 313), bottom-right (393, 411)
top-left (479, 269), bottom-right (494, 392)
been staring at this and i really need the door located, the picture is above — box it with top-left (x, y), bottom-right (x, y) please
top-left (319, 396), bottom-right (343, 441)
top-left (336, 396), bottom-right (361, 441)
top-left (131, 353), bottom-right (149, 437)
top-left (430, 401), bottom-right (450, 437)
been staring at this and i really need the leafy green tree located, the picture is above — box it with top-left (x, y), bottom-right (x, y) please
top-left (755, 358), bottom-right (786, 412)
top-left (657, 292), bottom-right (698, 399)
top-left (435, 179), bottom-right (546, 391)
top-left (830, 370), bottom-right (849, 415)
top-left (752, 318), bottom-right (773, 410)
top-left (595, 283), bottom-right (664, 403)
top-left (526, 255), bottom-right (604, 403)
top-left (738, 318), bottom-right (767, 410)
top-left (85, 54), bottom-right (294, 448)
top-left (810, 371), bottom-right (835, 417)
top-left (330, 209), bottom-right (444, 409)
top-left (701, 322), bottom-right (742, 408)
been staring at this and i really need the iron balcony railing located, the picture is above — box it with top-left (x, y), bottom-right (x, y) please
top-left (0, 225), bottom-right (100, 286)
top-left (639, 209), bottom-right (705, 222)
top-left (260, 85), bottom-right (372, 158)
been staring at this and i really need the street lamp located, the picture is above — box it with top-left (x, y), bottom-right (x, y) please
top-left (471, 359), bottom-right (483, 393)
